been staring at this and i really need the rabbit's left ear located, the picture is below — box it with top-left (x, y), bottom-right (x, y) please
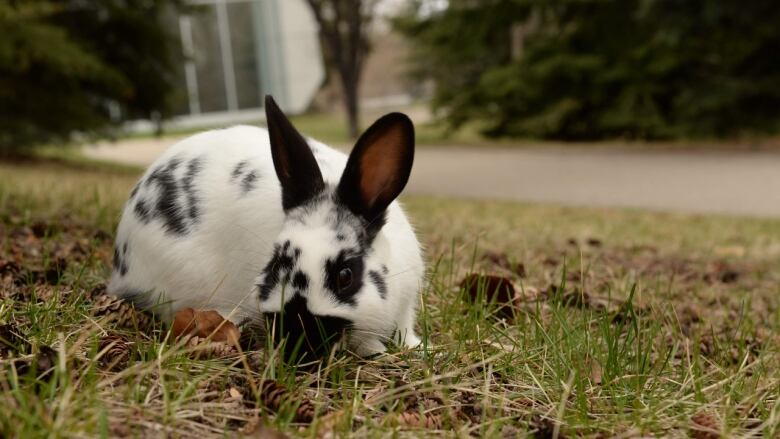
top-left (265, 95), bottom-right (325, 211)
top-left (337, 113), bottom-right (415, 229)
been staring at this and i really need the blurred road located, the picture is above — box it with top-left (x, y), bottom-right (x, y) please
top-left (410, 147), bottom-right (780, 218)
top-left (84, 139), bottom-right (780, 217)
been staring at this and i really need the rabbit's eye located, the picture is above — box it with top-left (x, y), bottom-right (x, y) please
top-left (337, 268), bottom-right (353, 290)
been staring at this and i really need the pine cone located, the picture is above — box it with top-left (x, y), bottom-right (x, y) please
top-left (181, 335), bottom-right (237, 359)
top-left (88, 287), bottom-right (151, 330)
top-left (258, 379), bottom-right (315, 423)
top-left (396, 410), bottom-right (442, 429)
top-left (98, 334), bottom-right (132, 371)
top-left (90, 292), bottom-right (123, 314)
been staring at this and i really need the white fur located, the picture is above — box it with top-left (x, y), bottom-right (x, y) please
top-left (108, 125), bottom-right (424, 355)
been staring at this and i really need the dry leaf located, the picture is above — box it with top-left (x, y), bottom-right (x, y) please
top-left (171, 308), bottom-right (239, 345)
top-left (460, 273), bottom-right (516, 319)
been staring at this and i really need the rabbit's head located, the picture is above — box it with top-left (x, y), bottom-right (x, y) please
top-left (256, 96), bottom-right (415, 360)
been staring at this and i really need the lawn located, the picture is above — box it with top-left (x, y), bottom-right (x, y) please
top-left (1, 160), bottom-right (779, 437)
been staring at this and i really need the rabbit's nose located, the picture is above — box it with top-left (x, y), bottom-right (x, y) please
top-left (265, 294), bottom-right (350, 362)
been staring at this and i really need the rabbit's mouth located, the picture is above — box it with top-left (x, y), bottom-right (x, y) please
top-left (263, 294), bottom-right (351, 362)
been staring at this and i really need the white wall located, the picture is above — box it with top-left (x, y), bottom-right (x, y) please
top-left (273, 0), bottom-right (325, 113)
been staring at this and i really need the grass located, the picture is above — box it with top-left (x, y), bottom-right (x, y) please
top-left (1, 160), bottom-right (779, 437)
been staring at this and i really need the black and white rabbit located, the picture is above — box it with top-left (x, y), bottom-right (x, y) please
top-left (108, 96), bottom-right (424, 357)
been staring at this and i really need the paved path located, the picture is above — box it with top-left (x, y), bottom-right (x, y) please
top-left (84, 138), bottom-right (780, 218)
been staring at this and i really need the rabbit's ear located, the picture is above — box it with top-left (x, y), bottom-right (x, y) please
top-left (337, 113), bottom-right (414, 228)
top-left (265, 95), bottom-right (325, 210)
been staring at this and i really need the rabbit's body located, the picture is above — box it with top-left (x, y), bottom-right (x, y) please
top-left (109, 101), bottom-right (424, 357)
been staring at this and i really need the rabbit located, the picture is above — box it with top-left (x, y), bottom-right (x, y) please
top-left (108, 95), bottom-right (424, 358)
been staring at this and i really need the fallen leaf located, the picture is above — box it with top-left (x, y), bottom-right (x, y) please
top-left (460, 274), bottom-right (516, 319)
top-left (171, 308), bottom-right (239, 345)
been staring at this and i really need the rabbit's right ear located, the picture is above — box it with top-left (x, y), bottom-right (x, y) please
top-left (337, 112), bottom-right (414, 234)
top-left (265, 95), bottom-right (325, 211)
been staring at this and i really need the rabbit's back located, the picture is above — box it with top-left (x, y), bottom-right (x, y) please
top-left (108, 125), bottom-right (346, 322)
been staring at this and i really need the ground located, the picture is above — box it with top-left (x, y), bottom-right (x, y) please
top-left (0, 158), bottom-right (779, 437)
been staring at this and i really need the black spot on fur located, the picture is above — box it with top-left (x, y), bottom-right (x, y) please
top-left (231, 160), bottom-right (248, 181)
top-left (241, 170), bottom-right (258, 195)
top-left (113, 242), bottom-right (129, 276)
top-left (134, 199), bottom-right (151, 223)
top-left (264, 294), bottom-right (351, 362)
top-left (381, 265), bottom-right (389, 275)
top-left (147, 158), bottom-right (187, 234)
top-left (368, 270), bottom-right (387, 299)
top-left (258, 240), bottom-right (298, 300)
top-left (136, 156), bottom-right (203, 236)
top-left (324, 249), bottom-right (364, 306)
top-left (230, 160), bottom-right (260, 196)
top-left (336, 233), bottom-right (346, 242)
top-left (181, 157), bottom-right (202, 222)
top-left (292, 271), bottom-right (308, 291)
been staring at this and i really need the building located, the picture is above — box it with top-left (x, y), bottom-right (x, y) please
top-left (153, 0), bottom-right (325, 130)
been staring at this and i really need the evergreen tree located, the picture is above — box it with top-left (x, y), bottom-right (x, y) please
top-left (396, 0), bottom-right (780, 140)
top-left (0, 0), bottom-right (183, 152)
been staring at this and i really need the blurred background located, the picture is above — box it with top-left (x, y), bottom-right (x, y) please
top-left (2, 0), bottom-right (779, 216)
